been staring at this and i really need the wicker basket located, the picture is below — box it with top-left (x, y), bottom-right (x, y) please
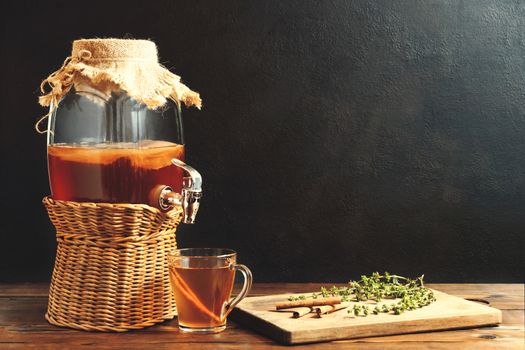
top-left (42, 196), bottom-right (182, 332)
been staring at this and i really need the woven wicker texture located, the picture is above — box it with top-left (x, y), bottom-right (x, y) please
top-left (43, 196), bottom-right (182, 332)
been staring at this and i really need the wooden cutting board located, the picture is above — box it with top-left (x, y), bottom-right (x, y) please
top-left (230, 289), bottom-right (501, 345)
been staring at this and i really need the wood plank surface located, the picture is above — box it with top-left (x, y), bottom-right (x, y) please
top-left (230, 289), bottom-right (502, 344)
top-left (0, 283), bottom-right (523, 349)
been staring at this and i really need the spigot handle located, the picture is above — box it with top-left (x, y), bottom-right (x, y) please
top-left (170, 158), bottom-right (202, 224)
top-left (172, 158), bottom-right (202, 191)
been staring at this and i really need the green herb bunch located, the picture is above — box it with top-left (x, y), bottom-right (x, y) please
top-left (288, 272), bottom-right (436, 317)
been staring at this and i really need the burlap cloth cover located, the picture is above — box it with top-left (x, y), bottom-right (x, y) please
top-left (38, 39), bottom-right (200, 331)
top-left (37, 38), bottom-right (201, 133)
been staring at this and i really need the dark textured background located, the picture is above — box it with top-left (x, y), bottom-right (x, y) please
top-left (1, 0), bottom-right (524, 282)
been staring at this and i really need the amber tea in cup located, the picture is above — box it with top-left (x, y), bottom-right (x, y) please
top-left (168, 248), bottom-right (252, 333)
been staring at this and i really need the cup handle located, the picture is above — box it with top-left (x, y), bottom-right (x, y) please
top-left (222, 264), bottom-right (253, 319)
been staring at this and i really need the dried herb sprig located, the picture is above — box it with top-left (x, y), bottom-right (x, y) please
top-left (288, 272), bottom-right (436, 317)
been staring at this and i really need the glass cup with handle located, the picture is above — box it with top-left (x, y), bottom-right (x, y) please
top-left (168, 248), bottom-right (253, 333)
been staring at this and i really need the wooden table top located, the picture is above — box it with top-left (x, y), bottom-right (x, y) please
top-left (0, 283), bottom-right (523, 349)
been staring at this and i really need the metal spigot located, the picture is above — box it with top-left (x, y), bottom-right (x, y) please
top-left (158, 159), bottom-right (202, 224)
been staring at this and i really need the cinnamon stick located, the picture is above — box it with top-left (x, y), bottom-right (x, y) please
top-left (275, 296), bottom-right (342, 310)
top-left (314, 305), bottom-right (335, 316)
top-left (293, 307), bottom-right (312, 318)
top-left (274, 307), bottom-right (312, 318)
top-left (314, 304), bottom-right (348, 318)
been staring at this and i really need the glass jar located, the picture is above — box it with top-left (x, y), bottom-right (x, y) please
top-left (46, 84), bottom-right (201, 222)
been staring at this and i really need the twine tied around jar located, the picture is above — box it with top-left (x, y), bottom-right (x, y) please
top-left (36, 38), bottom-right (202, 134)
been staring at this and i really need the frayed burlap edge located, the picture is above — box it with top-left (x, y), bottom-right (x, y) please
top-left (37, 38), bottom-right (201, 133)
